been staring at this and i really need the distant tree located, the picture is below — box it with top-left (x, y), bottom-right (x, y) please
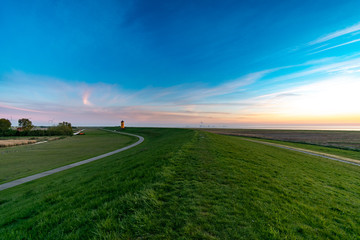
top-left (18, 118), bottom-right (34, 131)
top-left (0, 118), bottom-right (11, 131)
top-left (59, 121), bottom-right (72, 129)
top-left (48, 121), bottom-right (73, 136)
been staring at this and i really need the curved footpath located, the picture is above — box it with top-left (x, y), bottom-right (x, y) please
top-left (0, 130), bottom-right (144, 192)
top-left (241, 138), bottom-right (360, 167)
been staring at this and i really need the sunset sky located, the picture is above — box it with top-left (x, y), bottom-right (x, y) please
top-left (1, 0), bottom-right (360, 128)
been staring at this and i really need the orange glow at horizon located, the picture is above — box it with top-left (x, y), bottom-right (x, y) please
top-left (230, 113), bottom-right (360, 125)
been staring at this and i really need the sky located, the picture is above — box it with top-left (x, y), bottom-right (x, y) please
top-left (1, 0), bottom-right (360, 128)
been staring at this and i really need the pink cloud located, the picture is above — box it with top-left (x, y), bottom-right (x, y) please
top-left (82, 90), bottom-right (93, 106)
top-left (0, 103), bottom-right (47, 113)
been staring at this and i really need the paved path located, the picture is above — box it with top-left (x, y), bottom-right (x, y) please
top-left (0, 130), bottom-right (144, 192)
top-left (241, 138), bottom-right (360, 167)
top-left (73, 129), bottom-right (85, 135)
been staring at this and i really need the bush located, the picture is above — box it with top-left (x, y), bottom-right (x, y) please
top-left (0, 120), bottom-right (74, 137)
top-left (0, 118), bottom-right (11, 131)
top-left (47, 122), bottom-right (73, 136)
top-left (0, 127), bottom-right (73, 137)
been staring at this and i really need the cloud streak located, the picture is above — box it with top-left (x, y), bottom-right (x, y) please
top-left (0, 103), bottom-right (48, 113)
top-left (309, 22), bottom-right (360, 45)
top-left (82, 90), bottom-right (92, 106)
top-left (311, 38), bottom-right (360, 55)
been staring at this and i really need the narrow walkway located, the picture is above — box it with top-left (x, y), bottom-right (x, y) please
top-left (73, 129), bottom-right (85, 135)
top-left (0, 130), bottom-right (144, 191)
top-left (241, 138), bottom-right (360, 167)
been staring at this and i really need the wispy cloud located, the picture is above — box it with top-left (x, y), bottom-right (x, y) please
top-left (263, 55), bottom-right (360, 85)
top-left (82, 90), bottom-right (93, 106)
top-left (0, 70), bottom-right (264, 126)
top-left (311, 38), bottom-right (360, 55)
top-left (309, 22), bottom-right (360, 45)
top-left (176, 70), bottom-right (268, 104)
top-left (0, 103), bottom-right (48, 113)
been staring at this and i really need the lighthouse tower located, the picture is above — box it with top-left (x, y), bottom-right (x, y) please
top-left (121, 120), bottom-right (125, 129)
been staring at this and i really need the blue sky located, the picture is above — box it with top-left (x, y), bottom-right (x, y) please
top-left (1, 0), bottom-right (360, 128)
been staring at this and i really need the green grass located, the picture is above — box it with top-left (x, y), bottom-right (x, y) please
top-left (0, 128), bottom-right (137, 184)
top-left (0, 128), bottom-right (360, 239)
top-left (203, 128), bottom-right (360, 150)
top-left (238, 136), bottom-right (360, 161)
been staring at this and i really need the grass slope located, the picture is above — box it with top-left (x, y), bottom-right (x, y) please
top-left (0, 128), bottom-right (359, 239)
top-left (0, 128), bottom-right (137, 184)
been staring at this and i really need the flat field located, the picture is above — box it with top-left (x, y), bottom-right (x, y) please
top-left (0, 136), bottom-right (61, 146)
top-left (0, 139), bottom-right (37, 147)
top-left (0, 128), bottom-right (360, 239)
top-left (0, 128), bottom-right (137, 184)
top-left (204, 128), bottom-right (360, 150)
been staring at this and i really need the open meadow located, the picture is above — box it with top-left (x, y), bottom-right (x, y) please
top-left (0, 136), bottom-right (63, 148)
top-left (0, 128), bottom-right (137, 184)
top-left (0, 127), bottom-right (360, 239)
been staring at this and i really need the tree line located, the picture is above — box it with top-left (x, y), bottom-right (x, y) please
top-left (0, 118), bottom-right (74, 136)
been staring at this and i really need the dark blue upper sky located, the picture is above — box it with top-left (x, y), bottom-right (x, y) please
top-left (1, 0), bottom-right (359, 89)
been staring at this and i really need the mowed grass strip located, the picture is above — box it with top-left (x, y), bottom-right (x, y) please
top-left (0, 128), bottom-right (137, 184)
top-left (145, 131), bottom-right (360, 239)
top-left (0, 128), bottom-right (360, 239)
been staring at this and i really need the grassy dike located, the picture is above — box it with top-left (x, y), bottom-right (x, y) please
top-left (1, 128), bottom-right (360, 239)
